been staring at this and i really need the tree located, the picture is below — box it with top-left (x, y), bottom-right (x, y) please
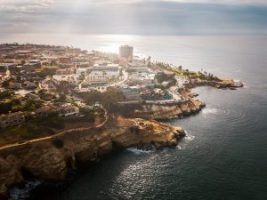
top-left (38, 68), bottom-right (56, 78)
top-left (58, 94), bottom-right (66, 102)
top-left (1, 79), bottom-right (10, 88)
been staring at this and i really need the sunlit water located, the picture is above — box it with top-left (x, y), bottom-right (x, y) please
top-left (6, 34), bottom-right (267, 200)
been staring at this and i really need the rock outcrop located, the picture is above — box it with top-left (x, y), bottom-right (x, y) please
top-left (0, 117), bottom-right (185, 198)
top-left (185, 79), bottom-right (244, 89)
top-left (131, 99), bottom-right (205, 120)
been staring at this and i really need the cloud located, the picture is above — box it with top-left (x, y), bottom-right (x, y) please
top-left (164, 0), bottom-right (267, 4)
top-left (0, 0), bottom-right (54, 13)
top-left (0, 0), bottom-right (267, 36)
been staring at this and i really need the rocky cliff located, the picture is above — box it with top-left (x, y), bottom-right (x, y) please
top-left (0, 117), bottom-right (185, 198)
top-left (185, 79), bottom-right (244, 89)
top-left (132, 99), bottom-right (205, 120)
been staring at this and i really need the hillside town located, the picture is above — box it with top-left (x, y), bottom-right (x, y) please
top-left (0, 43), bottom-right (243, 135)
top-left (0, 44), bottom-right (179, 130)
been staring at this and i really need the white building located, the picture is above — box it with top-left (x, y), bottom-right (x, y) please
top-left (53, 74), bottom-right (77, 84)
top-left (76, 67), bottom-right (89, 77)
top-left (83, 63), bottom-right (121, 85)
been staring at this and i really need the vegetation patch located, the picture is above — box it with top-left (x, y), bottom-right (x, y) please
top-left (52, 138), bottom-right (64, 149)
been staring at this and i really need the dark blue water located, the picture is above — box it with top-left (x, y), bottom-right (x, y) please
top-left (11, 35), bottom-right (267, 200)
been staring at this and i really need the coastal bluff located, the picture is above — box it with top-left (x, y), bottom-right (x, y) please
top-left (0, 117), bottom-right (185, 198)
top-left (133, 99), bottom-right (205, 120)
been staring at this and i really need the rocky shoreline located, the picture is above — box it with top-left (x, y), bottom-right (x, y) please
top-left (0, 117), bottom-right (185, 199)
top-left (185, 79), bottom-right (244, 90)
top-left (117, 87), bottom-right (206, 120)
top-left (130, 98), bottom-right (205, 120)
top-left (0, 83), bottom-right (243, 199)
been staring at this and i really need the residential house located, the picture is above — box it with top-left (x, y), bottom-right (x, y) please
top-left (58, 104), bottom-right (79, 118)
top-left (35, 106), bottom-right (57, 118)
top-left (41, 77), bottom-right (59, 90)
top-left (0, 112), bottom-right (25, 128)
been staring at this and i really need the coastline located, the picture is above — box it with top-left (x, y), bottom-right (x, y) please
top-left (0, 84), bottom-right (237, 199)
top-left (0, 43), bottom-right (244, 199)
top-left (119, 89), bottom-right (206, 120)
top-left (0, 117), bottom-right (185, 198)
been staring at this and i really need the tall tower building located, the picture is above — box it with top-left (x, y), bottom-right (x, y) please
top-left (119, 45), bottom-right (133, 62)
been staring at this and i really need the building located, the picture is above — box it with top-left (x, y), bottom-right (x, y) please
top-left (128, 72), bottom-right (155, 85)
top-left (41, 77), bottom-right (59, 90)
top-left (53, 67), bottom-right (77, 84)
top-left (8, 82), bottom-right (22, 89)
top-left (121, 87), bottom-right (141, 101)
top-left (82, 63), bottom-right (121, 86)
top-left (25, 93), bottom-right (41, 101)
top-left (119, 45), bottom-right (133, 62)
top-left (0, 112), bottom-right (25, 128)
top-left (35, 106), bottom-right (56, 118)
top-left (127, 63), bottom-right (150, 72)
top-left (58, 104), bottom-right (79, 118)
top-left (59, 57), bottom-right (72, 64)
top-left (53, 74), bottom-right (77, 84)
top-left (0, 66), bottom-right (7, 78)
top-left (84, 71), bottom-right (108, 85)
top-left (76, 67), bottom-right (90, 78)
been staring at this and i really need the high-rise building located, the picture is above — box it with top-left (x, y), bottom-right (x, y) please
top-left (119, 45), bottom-right (133, 62)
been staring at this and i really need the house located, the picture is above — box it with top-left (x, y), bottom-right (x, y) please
top-left (128, 72), bottom-right (155, 85)
top-left (0, 63), bottom-right (15, 78)
top-left (25, 93), bottom-right (41, 101)
top-left (22, 61), bottom-right (41, 72)
top-left (35, 106), bottom-right (56, 118)
top-left (0, 112), bottom-right (25, 128)
top-left (59, 57), bottom-right (72, 64)
top-left (24, 81), bottom-right (37, 89)
top-left (0, 66), bottom-right (7, 79)
top-left (56, 67), bottom-right (76, 75)
top-left (58, 104), bottom-right (79, 118)
top-left (41, 77), bottom-right (59, 90)
top-left (9, 82), bottom-right (22, 89)
top-left (53, 74), bottom-right (77, 84)
top-left (76, 67), bottom-right (89, 78)
top-left (121, 87), bottom-right (141, 101)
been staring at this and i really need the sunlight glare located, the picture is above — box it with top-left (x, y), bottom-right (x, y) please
top-left (97, 34), bottom-right (138, 53)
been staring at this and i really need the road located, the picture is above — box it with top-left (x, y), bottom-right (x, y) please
top-left (109, 69), bottom-right (129, 87)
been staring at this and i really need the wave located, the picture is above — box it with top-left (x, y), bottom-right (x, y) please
top-left (126, 147), bottom-right (155, 155)
top-left (202, 108), bottom-right (219, 115)
top-left (9, 180), bottom-right (41, 200)
top-left (185, 134), bottom-right (195, 142)
top-left (177, 132), bottom-right (195, 150)
top-left (243, 83), bottom-right (249, 89)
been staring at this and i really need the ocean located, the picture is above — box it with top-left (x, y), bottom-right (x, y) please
top-left (5, 34), bottom-right (267, 200)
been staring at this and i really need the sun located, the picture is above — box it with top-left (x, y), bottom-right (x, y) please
top-left (97, 34), bottom-right (138, 53)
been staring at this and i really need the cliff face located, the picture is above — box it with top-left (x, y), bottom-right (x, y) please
top-left (132, 99), bottom-right (205, 120)
top-left (185, 79), bottom-right (244, 89)
top-left (0, 117), bottom-right (185, 198)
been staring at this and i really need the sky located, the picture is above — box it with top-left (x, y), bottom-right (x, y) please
top-left (1, 0), bottom-right (267, 36)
